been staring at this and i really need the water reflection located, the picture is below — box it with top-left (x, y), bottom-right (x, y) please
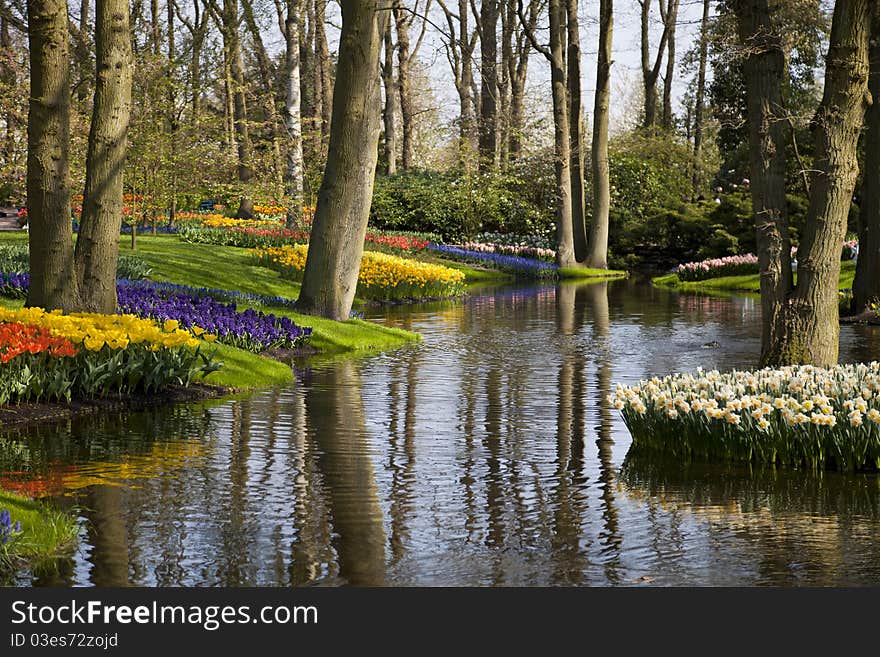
top-left (5, 280), bottom-right (880, 585)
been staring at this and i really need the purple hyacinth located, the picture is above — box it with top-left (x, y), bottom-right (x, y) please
top-left (427, 244), bottom-right (559, 277)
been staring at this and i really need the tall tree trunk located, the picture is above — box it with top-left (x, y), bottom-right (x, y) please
top-left (497, 0), bottom-right (513, 167)
top-left (285, 0), bottom-right (305, 224)
top-left (733, 0), bottom-right (793, 364)
top-left (315, 0), bottom-right (333, 141)
top-left (167, 0), bottom-right (177, 223)
top-left (640, 0), bottom-right (670, 130)
top-left (75, 0), bottom-right (132, 313)
top-left (224, 0), bottom-right (252, 186)
top-left (586, 0), bottom-right (612, 269)
top-left (767, 0), bottom-right (870, 366)
top-left (151, 0), bottom-right (160, 55)
top-left (74, 0), bottom-right (92, 100)
top-left (548, 0), bottom-right (574, 267)
top-left (691, 0), bottom-right (709, 199)
top-left (242, 0), bottom-right (285, 199)
top-left (566, 0), bottom-right (586, 263)
top-left (394, 0), bottom-right (414, 170)
top-left (382, 17), bottom-right (398, 174)
top-left (26, 0), bottom-right (80, 311)
top-left (300, 0), bottom-right (319, 164)
top-left (508, 0), bottom-right (537, 161)
top-left (661, 0), bottom-right (678, 130)
top-left (459, 0), bottom-right (475, 168)
top-left (1, 17), bottom-right (14, 166)
top-left (479, 0), bottom-right (498, 170)
top-left (223, 40), bottom-right (236, 157)
top-left (296, 1), bottom-right (386, 320)
top-left (853, 4), bottom-right (880, 313)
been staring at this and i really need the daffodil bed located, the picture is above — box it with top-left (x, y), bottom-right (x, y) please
top-left (0, 307), bottom-right (220, 406)
top-left (250, 244), bottom-right (466, 301)
top-left (612, 362), bottom-right (880, 471)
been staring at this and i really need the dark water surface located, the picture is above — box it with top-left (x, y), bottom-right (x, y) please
top-left (5, 279), bottom-right (880, 586)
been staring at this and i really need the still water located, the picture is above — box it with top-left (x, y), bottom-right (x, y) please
top-left (5, 279), bottom-right (880, 586)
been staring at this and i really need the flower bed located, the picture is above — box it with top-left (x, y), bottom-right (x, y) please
top-left (676, 254), bottom-right (759, 281)
top-left (612, 362), bottom-right (880, 471)
top-left (117, 280), bottom-right (311, 352)
top-left (428, 244), bottom-right (559, 278)
top-left (461, 241), bottom-right (555, 261)
top-left (251, 244), bottom-right (465, 301)
top-left (0, 307), bottom-right (219, 404)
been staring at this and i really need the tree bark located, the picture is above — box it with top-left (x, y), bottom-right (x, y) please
top-left (285, 0), bottom-right (305, 224)
top-left (300, 0), bottom-right (320, 163)
top-left (733, 0), bottom-right (793, 364)
top-left (479, 0), bottom-right (499, 170)
top-left (315, 0), bottom-right (333, 141)
top-left (566, 0), bottom-right (586, 263)
top-left (691, 0), bottom-right (709, 199)
top-left (26, 0), bottom-right (81, 311)
top-left (586, 0), bottom-right (612, 269)
top-left (224, 0), bottom-right (253, 184)
top-left (660, 0), bottom-right (678, 130)
top-left (548, 0), bottom-right (574, 267)
top-left (767, 0), bottom-right (870, 366)
top-left (296, 0), bottom-right (386, 320)
top-left (382, 17), bottom-right (398, 174)
top-left (640, 0), bottom-right (670, 130)
top-left (853, 4), bottom-right (880, 313)
top-left (75, 0), bottom-right (132, 313)
top-left (459, 0), bottom-right (475, 168)
top-left (394, 0), bottom-right (414, 170)
top-left (167, 0), bottom-right (177, 223)
top-left (242, 0), bottom-right (285, 199)
top-left (508, 0), bottom-right (537, 160)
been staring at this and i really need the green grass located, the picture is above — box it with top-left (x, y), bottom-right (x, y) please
top-left (558, 266), bottom-right (628, 280)
top-left (200, 342), bottom-right (295, 389)
top-left (0, 490), bottom-right (78, 573)
top-left (653, 261), bottom-right (856, 293)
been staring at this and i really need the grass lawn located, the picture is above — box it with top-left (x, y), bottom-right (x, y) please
top-left (559, 266), bottom-right (628, 280)
top-left (0, 490), bottom-right (78, 573)
top-left (653, 261), bottom-right (856, 293)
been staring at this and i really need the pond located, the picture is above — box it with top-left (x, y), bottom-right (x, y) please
top-left (4, 278), bottom-right (880, 586)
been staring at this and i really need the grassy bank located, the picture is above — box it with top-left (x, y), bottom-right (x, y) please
top-left (559, 266), bottom-right (628, 280)
top-left (652, 261), bottom-right (856, 293)
top-left (0, 490), bottom-right (77, 573)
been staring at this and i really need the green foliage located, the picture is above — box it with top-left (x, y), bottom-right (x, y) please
top-left (0, 490), bottom-right (78, 575)
top-left (370, 158), bottom-right (555, 241)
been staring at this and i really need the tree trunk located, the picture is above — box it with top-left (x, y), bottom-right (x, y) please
top-left (382, 17), bottom-right (398, 175)
top-left (566, 0), bottom-right (586, 263)
top-left (75, 0), bottom-right (132, 313)
top-left (74, 0), bottom-right (92, 100)
top-left (26, 0), bottom-right (81, 311)
top-left (300, 0), bottom-right (320, 164)
top-left (661, 0), bottom-right (678, 130)
top-left (640, 0), bottom-right (670, 130)
top-left (286, 0), bottom-right (305, 225)
top-left (479, 0), bottom-right (498, 170)
top-left (497, 0), bottom-right (513, 167)
top-left (459, 0), bottom-right (475, 168)
top-left (315, 0), bottom-right (333, 141)
top-left (167, 0), bottom-right (177, 223)
top-left (394, 0), bottom-right (415, 170)
top-left (733, 0), bottom-right (793, 364)
top-left (242, 0), bottom-right (285, 199)
top-left (691, 0), bottom-right (709, 199)
top-left (853, 4), bottom-right (880, 313)
top-left (151, 0), bottom-right (160, 55)
top-left (296, 0), bottom-right (386, 320)
top-left (548, 0), bottom-right (574, 268)
top-left (509, 0), bottom-right (537, 161)
top-left (767, 0), bottom-right (870, 366)
top-left (224, 0), bottom-right (253, 185)
top-left (223, 41), bottom-right (236, 157)
top-left (586, 0), bottom-right (612, 269)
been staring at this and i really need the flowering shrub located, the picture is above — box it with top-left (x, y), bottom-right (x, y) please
top-left (612, 362), bottom-right (880, 471)
top-left (0, 308), bottom-right (220, 403)
top-left (117, 280), bottom-right (311, 352)
top-left (676, 253), bottom-right (759, 281)
top-left (473, 231), bottom-right (555, 251)
top-left (251, 244), bottom-right (465, 301)
top-left (428, 244), bottom-right (559, 278)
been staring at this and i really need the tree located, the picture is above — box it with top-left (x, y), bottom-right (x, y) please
top-left (382, 17), bottom-right (398, 174)
top-left (639, 0), bottom-right (672, 130)
top-left (736, 0), bottom-right (871, 366)
top-left (26, 0), bottom-right (80, 311)
top-left (732, 0), bottom-right (792, 363)
top-left (296, 0), bottom-right (387, 320)
top-left (479, 0), bottom-right (499, 170)
top-left (283, 0), bottom-right (305, 225)
top-left (852, 4), bottom-right (880, 313)
top-left (74, 0), bottom-right (133, 313)
top-left (438, 0), bottom-right (479, 168)
top-left (660, 0), bottom-right (679, 130)
top-left (566, 0), bottom-right (586, 262)
top-left (394, 0), bottom-right (430, 171)
top-left (586, 0), bottom-right (612, 269)
top-left (691, 0), bottom-right (710, 199)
